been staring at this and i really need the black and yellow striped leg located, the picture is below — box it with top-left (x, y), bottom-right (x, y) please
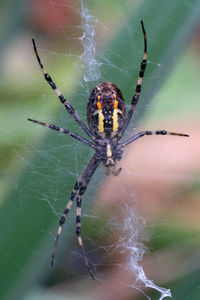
top-left (51, 155), bottom-right (100, 279)
top-left (122, 130), bottom-right (189, 147)
top-left (27, 118), bottom-right (95, 148)
top-left (76, 195), bottom-right (95, 280)
top-left (32, 39), bottom-right (94, 139)
top-left (51, 181), bottom-right (79, 267)
top-left (75, 156), bottom-right (100, 280)
top-left (119, 20), bottom-right (147, 137)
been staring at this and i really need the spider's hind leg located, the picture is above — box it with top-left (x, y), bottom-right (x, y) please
top-left (52, 155), bottom-right (99, 279)
top-left (76, 194), bottom-right (95, 280)
top-left (74, 156), bottom-right (100, 280)
top-left (51, 185), bottom-right (79, 267)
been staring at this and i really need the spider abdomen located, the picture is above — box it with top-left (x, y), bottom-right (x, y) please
top-left (87, 81), bottom-right (126, 139)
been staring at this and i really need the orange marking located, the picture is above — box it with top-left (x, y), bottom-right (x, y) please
top-left (113, 99), bottom-right (118, 109)
top-left (97, 101), bottom-right (103, 109)
top-left (97, 95), bottom-right (101, 101)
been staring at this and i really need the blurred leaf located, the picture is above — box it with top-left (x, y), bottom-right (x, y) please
top-left (148, 224), bottom-right (199, 251)
top-left (1, 0), bottom-right (200, 299)
top-left (168, 270), bottom-right (200, 300)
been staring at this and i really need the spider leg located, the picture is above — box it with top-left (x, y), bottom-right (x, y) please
top-left (119, 21), bottom-right (147, 138)
top-left (51, 183), bottom-right (79, 268)
top-left (76, 196), bottom-right (95, 280)
top-left (122, 130), bottom-right (189, 147)
top-left (27, 118), bottom-right (95, 148)
top-left (51, 155), bottom-right (100, 280)
top-left (75, 155), bottom-right (100, 280)
top-left (32, 39), bottom-right (94, 140)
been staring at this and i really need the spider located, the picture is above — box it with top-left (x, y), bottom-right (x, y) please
top-left (28, 21), bottom-right (189, 280)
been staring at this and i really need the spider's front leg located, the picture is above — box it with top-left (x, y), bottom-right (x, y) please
top-left (119, 20), bottom-right (147, 138)
top-left (122, 130), bottom-right (189, 147)
top-left (32, 39), bottom-right (94, 139)
top-left (51, 155), bottom-right (100, 280)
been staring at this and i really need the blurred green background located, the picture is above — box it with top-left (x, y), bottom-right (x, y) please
top-left (0, 0), bottom-right (200, 299)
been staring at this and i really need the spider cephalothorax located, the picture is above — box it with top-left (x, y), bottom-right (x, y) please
top-left (29, 21), bottom-right (188, 280)
top-left (95, 137), bottom-right (123, 176)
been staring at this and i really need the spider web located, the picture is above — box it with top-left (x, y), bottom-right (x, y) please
top-left (58, 2), bottom-right (170, 299)
top-left (34, 1), bottom-right (169, 299)
top-left (2, 1), bottom-right (200, 300)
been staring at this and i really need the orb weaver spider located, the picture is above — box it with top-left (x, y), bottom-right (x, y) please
top-left (28, 21), bottom-right (189, 280)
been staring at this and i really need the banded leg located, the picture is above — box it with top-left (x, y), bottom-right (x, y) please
top-left (122, 130), bottom-right (189, 147)
top-left (51, 155), bottom-right (100, 280)
top-left (27, 118), bottom-right (95, 148)
top-left (51, 181), bottom-right (79, 267)
top-left (119, 20), bottom-right (147, 137)
top-left (75, 155), bottom-right (100, 280)
top-left (76, 195), bottom-right (95, 280)
top-left (32, 39), bottom-right (94, 139)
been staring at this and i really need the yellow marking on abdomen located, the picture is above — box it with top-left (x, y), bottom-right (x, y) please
top-left (112, 108), bottom-right (122, 132)
top-left (93, 110), bottom-right (104, 133)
